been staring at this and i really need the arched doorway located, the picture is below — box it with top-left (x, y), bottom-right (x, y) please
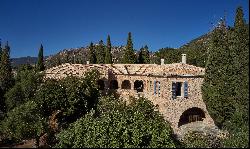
top-left (97, 80), bottom-right (105, 90)
top-left (121, 80), bottom-right (131, 89)
top-left (134, 80), bottom-right (144, 92)
top-left (110, 80), bottom-right (118, 89)
top-left (178, 107), bottom-right (205, 127)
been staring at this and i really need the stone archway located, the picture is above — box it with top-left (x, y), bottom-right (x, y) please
top-left (110, 80), bottom-right (118, 89)
top-left (121, 80), bottom-right (131, 89)
top-left (178, 107), bottom-right (205, 127)
top-left (134, 80), bottom-right (144, 92)
top-left (97, 80), bottom-right (105, 90)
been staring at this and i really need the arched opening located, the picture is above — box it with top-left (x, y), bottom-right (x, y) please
top-left (134, 80), bottom-right (144, 92)
top-left (121, 80), bottom-right (131, 89)
top-left (110, 80), bottom-right (118, 89)
top-left (97, 80), bottom-right (105, 90)
top-left (178, 107), bottom-right (205, 127)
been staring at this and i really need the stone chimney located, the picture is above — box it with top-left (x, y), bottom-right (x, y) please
top-left (181, 54), bottom-right (186, 64)
top-left (161, 59), bottom-right (165, 65)
top-left (86, 61), bottom-right (90, 64)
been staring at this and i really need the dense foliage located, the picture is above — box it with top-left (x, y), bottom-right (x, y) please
top-left (0, 101), bottom-right (47, 145)
top-left (34, 69), bottom-right (100, 124)
top-left (202, 7), bottom-right (249, 148)
top-left (5, 65), bottom-right (43, 111)
top-left (55, 96), bottom-right (178, 148)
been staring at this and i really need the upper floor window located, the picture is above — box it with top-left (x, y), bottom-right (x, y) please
top-left (172, 81), bottom-right (188, 99)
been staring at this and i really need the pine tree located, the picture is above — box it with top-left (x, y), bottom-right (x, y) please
top-left (122, 32), bottom-right (136, 64)
top-left (138, 45), bottom-right (150, 64)
top-left (88, 42), bottom-right (97, 64)
top-left (37, 44), bottom-right (45, 71)
top-left (105, 35), bottom-right (112, 64)
top-left (0, 41), bottom-right (14, 94)
top-left (96, 40), bottom-right (105, 64)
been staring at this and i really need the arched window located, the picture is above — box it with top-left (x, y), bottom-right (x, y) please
top-left (134, 80), bottom-right (144, 92)
top-left (97, 80), bottom-right (105, 90)
top-left (110, 80), bottom-right (118, 89)
top-left (178, 107), bottom-right (205, 127)
top-left (121, 80), bottom-right (131, 89)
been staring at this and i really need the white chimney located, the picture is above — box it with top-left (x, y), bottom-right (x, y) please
top-left (181, 54), bottom-right (186, 64)
top-left (86, 61), bottom-right (90, 64)
top-left (161, 59), bottom-right (165, 65)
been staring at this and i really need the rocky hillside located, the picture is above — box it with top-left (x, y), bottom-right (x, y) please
top-left (12, 31), bottom-right (212, 69)
top-left (45, 45), bottom-right (126, 69)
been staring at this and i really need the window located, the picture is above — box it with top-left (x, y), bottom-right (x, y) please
top-left (176, 82), bottom-right (182, 96)
top-left (110, 80), bottom-right (118, 89)
top-left (121, 80), bottom-right (131, 89)
top-left (172, 81), bottom-right (188, 99)
top-left (134, 80), bottom-right (144, 92)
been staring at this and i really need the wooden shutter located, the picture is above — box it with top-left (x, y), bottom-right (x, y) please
top-left (172, 82), bottom-right (176, 99)
top-left (154, 81), bottom-right (156, 95)
top-left (184, 81), bottom-right (188, 98)
top-left (158, 82), bottom-right (161, 96)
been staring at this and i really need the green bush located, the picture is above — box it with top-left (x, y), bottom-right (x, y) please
top-left (35, 69), bottom-right (100, 125)
top-left (0, 101), bottom-right (47, 143)
top-left (55, 96), bottom-right (178, 148)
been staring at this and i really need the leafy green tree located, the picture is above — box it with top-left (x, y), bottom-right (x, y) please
top-left (88, 42), bottom-right (97, 64)
top-left (55, 97), bottom-right (178, 148)
top-left (104, 35), bottom-right (112, 64)
top-left (137, 45), bottom-right (150, 64)
top-left (37, 44), bottom-right (45, 71)
top-left (96, 40), bottom-right (105, 64)
top-left (122, 32), bottom-right (136, 64)
top-left (35, 69), bottom-right (100, 125)
top-left (155, 47), bottom-right (184, 64)
top-left (4, 65), bottom-right (43, 111)
top-left (0, 101), bottom-right (47, 147)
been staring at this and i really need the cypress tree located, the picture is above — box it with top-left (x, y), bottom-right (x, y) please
top-left (105, 35), bottom-right (112, 64)
top-left (138, 45), bottom-right (150, 64)
top-left (96, 40), bottom-right (105, 64)
top-left (88, 42), bottom-right (97, 64)
top-left (0, 41), bottom-right (14, 94)
top-left (37, 44), bottom-right (45, 71)
top-left (202, 19), bottom-right (236, 128)
top-left (122, 32), bottom-right (136, 64)
top-left (228, 6), bottom-right (249, 123)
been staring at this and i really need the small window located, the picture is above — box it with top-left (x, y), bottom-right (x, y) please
top-left (110, 80), bottom-right (118, 89)
top-left (172, 81), bottom-right (187, 99)
top-left (176, 82), bottom-right (182, 96)
top-left (121, 80), bottom-right (131, 89)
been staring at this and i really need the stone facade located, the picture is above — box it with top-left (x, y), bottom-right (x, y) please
top-left (45, 62), bottom-right (215, 135)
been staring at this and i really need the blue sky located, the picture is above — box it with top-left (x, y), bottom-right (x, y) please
top-left (0, 0), bottom-right (249, 58)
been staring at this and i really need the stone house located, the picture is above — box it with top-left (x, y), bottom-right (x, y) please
top-left (45, 54), bottom-right (215, 135)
